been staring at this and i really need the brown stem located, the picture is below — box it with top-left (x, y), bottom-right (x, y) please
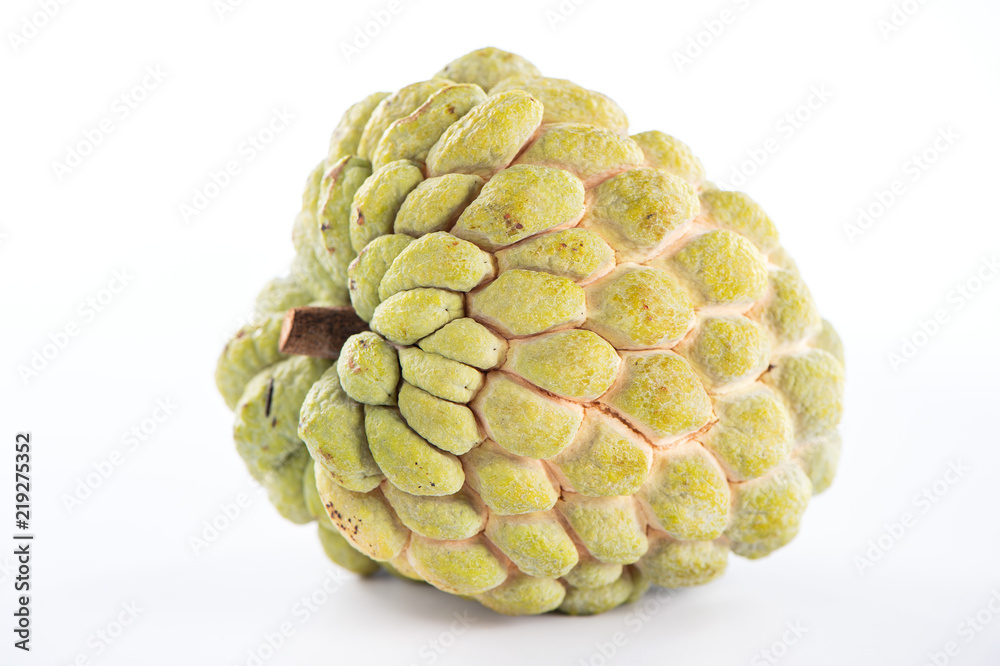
top-left (279, 306), bottom-right (370, 359)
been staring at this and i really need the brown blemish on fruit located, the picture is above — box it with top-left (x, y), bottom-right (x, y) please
top-left (264, 378), bottom-right (274, 417)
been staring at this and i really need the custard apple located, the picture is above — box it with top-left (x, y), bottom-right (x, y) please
top-left (215, 47), bottom-right (845, 616)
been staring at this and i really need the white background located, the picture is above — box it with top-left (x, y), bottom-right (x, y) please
top-left (3, 0), bottom-right (999, 664)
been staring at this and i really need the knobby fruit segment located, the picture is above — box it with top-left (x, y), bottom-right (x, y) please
top-left (215, 46), bottom-right (845, 616)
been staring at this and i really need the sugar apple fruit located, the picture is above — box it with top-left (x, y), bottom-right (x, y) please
top-left (215, 47), bottom-right (845, 616)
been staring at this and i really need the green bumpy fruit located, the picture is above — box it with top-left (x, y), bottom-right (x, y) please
top-left (216, 47), bottom-right (845, 616)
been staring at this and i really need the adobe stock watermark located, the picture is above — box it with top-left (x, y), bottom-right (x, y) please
top-left (405, 610), bottom-right (478, 666)
top-left (61, 398), bottom-right (178, 514)
top-left (750, 621), bottom-right (809, 665)
top-left (576, 588), bottom-right (677, 666)
top-left (716, 84), bottom-right (833, 190)
top-left (50, 65), bottom-right (168, 182)
top-left (544, 0), bottom-right (592, 30)
top-left (60, 601), bottom-right (144, 665)
top-left (877, 0), bottom-right (932, 41)
top-left (178, 106), bottom-right (295, 224)
top-left (213, 0), bottom-right (249, 20)
top-left (843, 126), bottom-right (958, 244)
top-left (189, 477), bottom-right (266, 555)
top-left (921, 589), bottom-right (1000, 666)
top-left (17, 269), bottom-right (134, 386)
top-left (672, 0), bottom-right (755, 73)
top-left (854, 459), bottom-right (969, 575)
top-left (7, 0), bottom-right (72, 54)
top-left (887, 255), bottom-right (997, 371)
top-left (236, 568), bottom-right (351, 666)
top-left (0, 556), bottom-right (17, 585)
top-left (339, 0), bottom-right (411, 63)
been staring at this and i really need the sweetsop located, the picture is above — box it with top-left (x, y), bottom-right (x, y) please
top-left (215, 47), bottom-right (845, 616)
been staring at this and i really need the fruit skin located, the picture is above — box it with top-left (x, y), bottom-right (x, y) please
top-left (216, 47), bottom-right (845, 616)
